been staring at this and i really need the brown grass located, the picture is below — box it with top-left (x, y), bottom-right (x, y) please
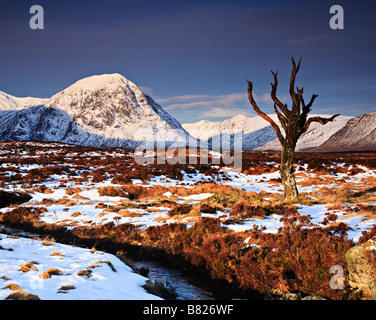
top-left (50, 250), bottom-right (65, 257)
top-left (39, 268), bottom-right (63, 279)
top-left (72, 193), bottom-right (88, 200)
top-left (95, 260), bottom-right (117, 272)
top-left (70, 212), bottom-right (81, 217)
top-left (41, 238), bottom-right (56, 246)
top-left (3, 283), bottom-right (23, 291)
top-left (167, 204), bottom-right (192, 217)
top-left (6, 291), bottom-right (40, 300)
top-left (19, 261), bottom-right (39, 272)
top-left (98, 186), bottom-right (128, 197)
top-left (146, 208), bottom-right (162, 213)
top-left (58, 285), bottom-right (75, 292)
top-left (77, 269), bottom-right (92, 278)
top-left (118, 209), bottom-right (142, 217)
top-left (65, 187), bottom-right (82, 195)
top-left (56, 198), bottom-right (78, 206)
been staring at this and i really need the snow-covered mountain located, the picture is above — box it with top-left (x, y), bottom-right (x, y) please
top-left (183, 114), bottom-right (279, 150)
top-left (313, 112), bottom-right (376, 152)
top-left (256, 115), bottom-right (353, 151)
top-left (0, 91), bottom-right (48, 110)
top-left (182, 114), bottom-right (279, 141)
top-left (0, 74), bottom-right (190, 148)
top-left (183, 114), bottom-right (352, 151)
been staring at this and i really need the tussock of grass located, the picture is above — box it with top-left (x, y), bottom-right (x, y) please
top-left (70, 212), bottom-right (81, 217)
top-left (118, 209), bottom-right (142, 217)
top-left (50, 250), bottom-right (65, 257)
top-left (201, 193), bottom-right (244, 206)
top-left (39, 268), bottom-right (63, 279)
top-left (19, 261), bottom-right (39, 272)
top-left (6, 291), bottom-right (40, 300)
top-left (3, 283), bottom-right (23, 291)
top-left (77, 269), bottom-right (92, 278)
top-left (58, 285), bottom-right (75, 293)
top-left (41, 238), bottom-right (56, 246)
top-left (95, 260), bottom-right (117, 272)
top-left (167, 204), bottom-right (192, 217)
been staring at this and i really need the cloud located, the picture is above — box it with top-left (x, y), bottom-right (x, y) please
top-left (158, 91), bottom-right (289, 121)
top-left (156, 95), bottom-right (216, 104)
top-left (286, 34), bottom-right (331, 45)
top-left (158, 92), bottom-right (247, 111)
top-left (159, 92), bottom-right (289, 111)
top-left (199, 107), bottom-right (253, 119)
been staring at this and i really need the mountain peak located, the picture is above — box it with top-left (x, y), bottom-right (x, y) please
top-left (59, 73), bottom-right (137, 94)
top-left (230, 114), bottom-right (248, 121)
top-left (47, 72), bottom-right (146, 111)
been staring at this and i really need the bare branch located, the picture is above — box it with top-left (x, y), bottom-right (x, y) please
top-left (291, 56), bottom-right (302, 71)
top-left (299, 93), bottom-right (318, 133)
top-left (293, 86), bottom-right (304, 113)
top-left (270, 70), bottom-right (291, 117)
top-left (303, 93), bottom-right (318, 114)
top-left (303, 114), bottom-right (340, 133)
top-left (247, 80), bottom-right (285, 143)
top-left (274, 103), bottom-right (288, 133)
top-left (289, 57), bottom-right (302, 107)
top-left (296, 86), bottom-right (304, 102)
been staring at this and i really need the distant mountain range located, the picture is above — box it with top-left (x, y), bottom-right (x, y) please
top-left (0, 74), bottom-right (374, 152)
top-left (182, 114), bottom-right (354, 151)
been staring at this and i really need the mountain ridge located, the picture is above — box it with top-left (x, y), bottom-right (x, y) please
top-left (312, 112), bottom-right (376, 152)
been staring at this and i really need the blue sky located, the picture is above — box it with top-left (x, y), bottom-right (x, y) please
top-left (0, 0), bottom-right (376, 123)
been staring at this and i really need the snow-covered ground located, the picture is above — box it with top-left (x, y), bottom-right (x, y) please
top-left (0, 233), bottom-right (160, 300)
top-left (2, 164), bottom-right (373, 242)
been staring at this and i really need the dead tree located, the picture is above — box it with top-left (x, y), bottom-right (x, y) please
top-left (247, 57), bottom-right (339, 202)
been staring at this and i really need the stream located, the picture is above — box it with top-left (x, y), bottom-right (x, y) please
top-left (131, 260), bottom-right (215, 300)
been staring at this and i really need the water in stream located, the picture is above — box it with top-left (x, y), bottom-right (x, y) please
top-left (131, 260), bottom-right (215, 300)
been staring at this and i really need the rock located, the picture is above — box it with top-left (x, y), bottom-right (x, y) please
top-left (271, 289), bottom-right (300, 300)
top-left (301, 295), bottom-right (327, 300)
top-left (345, 237), bottom-right (376, 299)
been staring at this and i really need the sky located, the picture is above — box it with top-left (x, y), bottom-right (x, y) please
top-left (0, 0), bottom-right (376, 123)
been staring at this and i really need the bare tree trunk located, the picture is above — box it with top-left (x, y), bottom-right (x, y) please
top-left (247, 57), bottom-right (340, 203)
top-left (280, 141), bottom-right (299, 201)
